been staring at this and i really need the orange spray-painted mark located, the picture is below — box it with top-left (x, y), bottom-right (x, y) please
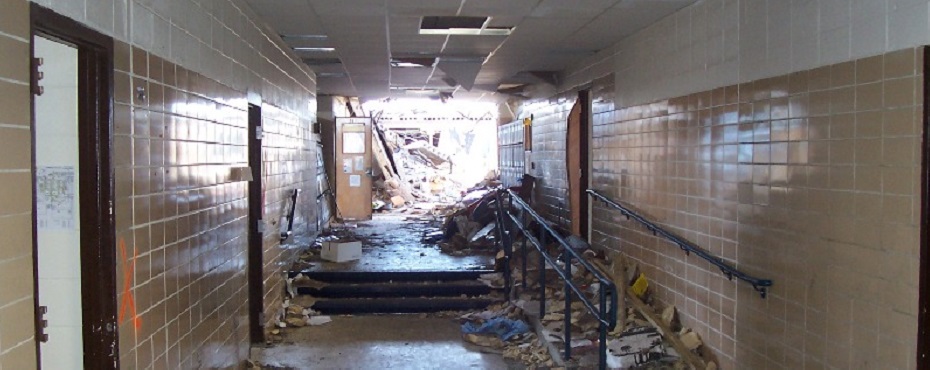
top-left (118, 238), bottom-right (142, 331)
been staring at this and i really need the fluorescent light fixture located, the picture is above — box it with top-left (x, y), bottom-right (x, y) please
top-left (318, 72), bottom-right (348, 78)
top-left (438, 56), bottom-right (486, 63)
top-left (419, 28), bottom-right (511, 36)
top-left (294, 47), bottom-right (335, 52)
top-left (281, 34), bottom-right (328, 40)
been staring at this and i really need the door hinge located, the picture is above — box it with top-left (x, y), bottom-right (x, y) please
top-left (257, 222), bottom-right (265, 234)
top-left (38, 306), bottom-right (49, 343)
top-left (255, 126), bottom-right (264, 140)
top-left (32, 57), bottom-right (44, 96)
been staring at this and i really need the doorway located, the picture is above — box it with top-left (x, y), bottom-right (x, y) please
top-left (31, 4), bottom-right (117, 369)
top-left (248, 104), bottom-right (264, 343)
top-left (334, 117), bottom-right (373, 221)
top-left (566, 90), bottom-right (591, 239)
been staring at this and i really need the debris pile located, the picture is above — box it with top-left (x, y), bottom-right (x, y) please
top-left (458, 301), bottom-right (556, 368)
top-left (266, 276), bottom-right (333, 345)
top-left (469, 229), bottom-right (720, 370)
top-left (370, 123), bottom-right (501, 213)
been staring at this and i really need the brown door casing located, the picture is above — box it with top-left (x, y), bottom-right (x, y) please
top-left (247, 104), bottom-right (264, 343)
top-left (30, 4), bottom-right (118, 369)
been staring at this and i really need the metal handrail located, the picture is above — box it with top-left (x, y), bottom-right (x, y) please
top-left (586, 189), bottom-right (773, 298)
top-left (493, 189), bottom-right (617, 369)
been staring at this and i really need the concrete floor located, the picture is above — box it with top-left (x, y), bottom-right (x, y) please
top-left (300, 213), bottom-right (494, 272)
top-left (252, 315), bottom-right (518, 370)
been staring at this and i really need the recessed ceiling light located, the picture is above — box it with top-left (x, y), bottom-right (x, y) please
top-left (281, 34), bottom-right (328, 40)
top-left (419, 28), bottom-right (511, 36)
top-left (294, 47), bottom-right (335, 52)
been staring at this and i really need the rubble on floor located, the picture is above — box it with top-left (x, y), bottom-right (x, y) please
top-left (369, 121), bottom-right (501, 214)
top-left (458, 301), bottom-right (557, 368)
top-left (455, 230), bottom-right (719, 370)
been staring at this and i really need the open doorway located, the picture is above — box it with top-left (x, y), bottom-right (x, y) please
top-left (31, 4), bottom-right (117, 369)
top-left (566, 90), bottom-right (591, 240)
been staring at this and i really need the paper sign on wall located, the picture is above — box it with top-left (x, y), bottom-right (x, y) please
top-left (36, 166), bottom-right (76, 230)
top-left (354, 156), bottom-right (364, 171)
top-left (349, 175), bottom-right (361, 187)
top-left (343, 158), bottom-right (353, 173)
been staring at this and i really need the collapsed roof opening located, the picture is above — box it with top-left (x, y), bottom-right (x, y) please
top-left (419, 16), bottom-right (513, 36)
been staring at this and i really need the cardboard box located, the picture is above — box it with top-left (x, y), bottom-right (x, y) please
top-left (321, 241), bottom-right (362, 262)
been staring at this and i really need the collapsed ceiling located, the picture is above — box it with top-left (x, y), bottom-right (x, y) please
top-left (245, 0), bottom-right (698, 101)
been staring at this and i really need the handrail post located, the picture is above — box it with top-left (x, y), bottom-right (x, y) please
top-left (539, 230), bottom-right (547, 317)
top-left (563, 251), bottom-right (572, 361)
top-left (599, 290), bottom-right (608, 370)
top-left (495, 189), bottom-right (513, 297)
top-left (521, 210), bottom-right (528, 290)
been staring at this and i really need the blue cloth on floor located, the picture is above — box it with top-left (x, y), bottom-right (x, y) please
top-left (461, 317), bottom-right (530, 341)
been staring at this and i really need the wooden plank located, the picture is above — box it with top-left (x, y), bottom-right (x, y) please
top-left (591, 260), bottom-right (705, 370)
top-left (590, 259), bottom-right (626, 334)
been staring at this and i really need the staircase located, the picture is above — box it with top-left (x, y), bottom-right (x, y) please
top-left (288, 270), bottom-right (504, 314)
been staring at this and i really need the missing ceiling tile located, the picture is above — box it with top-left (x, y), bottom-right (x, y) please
top-left (419, 16), bottom-right (512, 36)
top-left (420, 16), bottom-right (488, 30)
top-left (390, 57), bottom-right (436, 68)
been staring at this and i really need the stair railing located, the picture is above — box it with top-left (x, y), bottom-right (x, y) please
top-left (586, 189), bottom-right (773, 298)
top-left (493, 188), bottom-right (617, 370)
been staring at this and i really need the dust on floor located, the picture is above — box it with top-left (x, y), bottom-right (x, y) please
top-left (250, 315), bottom-right (521, 370)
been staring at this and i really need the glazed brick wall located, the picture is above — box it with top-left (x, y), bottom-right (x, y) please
top-left (0, 0), bottom-right (324, 368)
top-left (0, 0), bottom-right (38, 368)
top-left (521, 49), bottom-right (923, 369)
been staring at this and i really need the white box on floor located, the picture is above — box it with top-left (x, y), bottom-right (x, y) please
top-left (321, 241), bottom-right (362, 262)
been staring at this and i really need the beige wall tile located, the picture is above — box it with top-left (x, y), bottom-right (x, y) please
top-left (524, 48), bottom-right (924, 369)
top-left (0, 36), bottom-right (29, 82)
top-left (0, 80), bottom-right (31, 127)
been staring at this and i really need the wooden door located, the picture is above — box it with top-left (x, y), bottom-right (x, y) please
top-left (335, 117), bottom-right (373, 220)
top-left (566, 91), bottom-right (590, 238)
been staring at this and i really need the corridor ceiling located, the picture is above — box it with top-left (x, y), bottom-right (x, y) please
top-left (244, 0), bottom-right (698, 101)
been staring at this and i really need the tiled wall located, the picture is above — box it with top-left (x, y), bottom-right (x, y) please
top-left (498, 120), bottom-right (525, 188)
top-left (0, 0), bottom-right (36, 369)
top-left (581, 49), bottom-right (923, 369)
top-left (564, 0), bottom-right (930, 109)
top-left (257, 103), bottom-right (318, 328)
top-left (513, 1), bottom-right (930, 368)
top-left (522, 47), bottom-right (924, 370)
top-left (521, 76), bottom-right (614, 226)
top-left (110, 31), bottom-right (319, 370)
top-left (0, 0), bottom-right (322, 368)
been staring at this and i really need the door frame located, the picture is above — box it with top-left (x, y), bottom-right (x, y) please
top-left (919, 46), bottom-right (929, 370)
top-left (247, 104), bottom-right (264, 343)
top-left (579, 89), bottom-right (591, 241)
top-left (30, 4), bottom-right (118, 369)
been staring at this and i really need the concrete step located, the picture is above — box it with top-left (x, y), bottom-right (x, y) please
top-left (288, 269), bottom-right (496, 283)
top-left (297, 280), bottom-right (495, 299)
top-left (310, 297), bottom-right (500, 314)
